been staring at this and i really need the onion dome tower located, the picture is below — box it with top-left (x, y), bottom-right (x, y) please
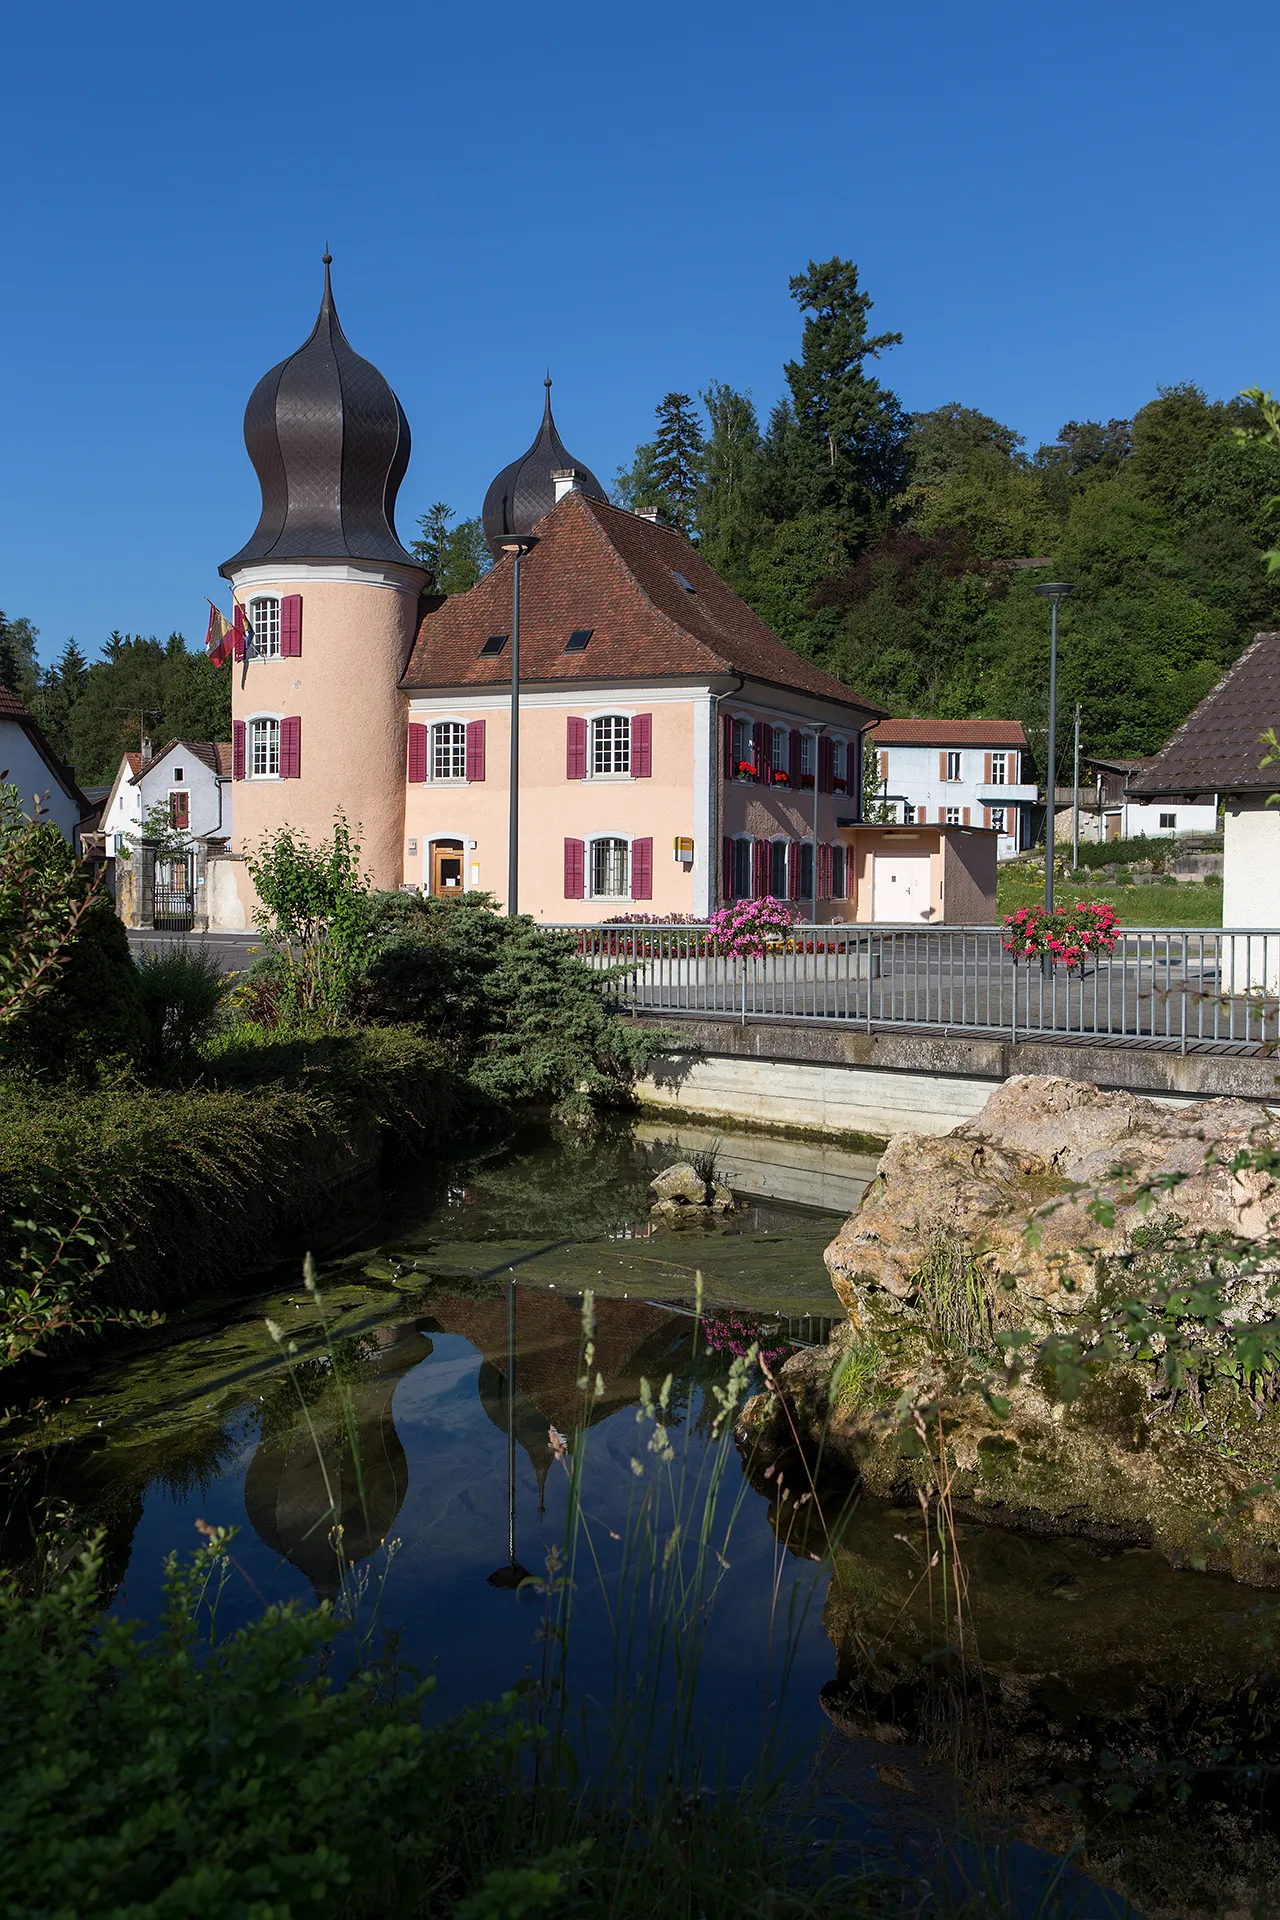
top-left (220, 257), bottom-right (427, 896)
top-left (221, 254), bottom-right (418, 573)
top-left (482, 376), bottom-right (607, 555)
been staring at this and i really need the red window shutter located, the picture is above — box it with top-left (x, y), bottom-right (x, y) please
top-left (818, 736), bottom-right (834, 794)
top-left (408, 723), bottom-right (427, 783)
top-left (878, 750), bottom-right (888, 785)
top-left (721, 836), bottom-right (734, 901)
top-left (466, 719), bottom-right (486, 781)
top-left (233, 605), bottom-right (246, 663)
top-left (939, 751), bottom-right (948, 780)
top-left (722, 713), bottom-right (735, 779)
top-left (818, 842), bottom-right (833, 899)
top-left (281, 594), bottom-right (302, 657)
top-left (280, 716), bottom-right (302, 779)
top-left (982, 806), bottom-right (990, 829)
top-left (752, 838), bottom-right (770, 898)
top-left (787, 729), bottom-right (801, 783)
top-left (938, 807), bottom-right (946, 825)
top-left (566, 716), bottom-right (587, 779)
top-left (751, 720), bottom-right (768, 784)
top-left (632, 713), bottom-right (652, 778)
top-left (963, 807), bottom-right (971, 826)
top-left (787, 841), bottom-right (802, 901)
top-left (564, 837), bottom-right (585, 899)
top-left (232, 719), bottom-right (245, 781)
top-left (631, 836), bottom-right (653, 899)
top-left (984, 752), bottom-right (992, 784)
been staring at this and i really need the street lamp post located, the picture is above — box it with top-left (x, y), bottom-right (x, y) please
top-left (1032, 584), bottom-right (1074, 919)
top-left (811, 725), bottom-right (826, 925)
top-left (500, 537), bottom-right (539, 917)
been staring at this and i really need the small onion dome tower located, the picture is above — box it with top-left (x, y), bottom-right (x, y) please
top-left (482, 376), bottom-right (607, 556)
top-left (219, 257), bottom-right (427, 896)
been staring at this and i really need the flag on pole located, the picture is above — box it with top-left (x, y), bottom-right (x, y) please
top-left (204, 600), bottom-right (236, 668)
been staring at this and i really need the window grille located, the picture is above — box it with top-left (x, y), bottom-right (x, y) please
top-left (250, 718), bottom-right (279, 778)
top-left (945, 806), bottom-right (961, 825)
top-left (591, 714), bottom-right (631, 776)
top-left (591, 836), bottom-right (629, 897)
top-left (248, 596), bottom-right (281, 658)
top-left (989, 752), bottom-right (1007, 786)
top-left (432, 722), bottom-right (467, 781)
top-left (946, 751), bottom-right (962, 781)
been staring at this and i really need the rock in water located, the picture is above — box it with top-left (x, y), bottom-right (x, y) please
top-left (738, 1074), bottom-right (1280, 1587)
top-left (650, 1162), bottom-right (711, 1205)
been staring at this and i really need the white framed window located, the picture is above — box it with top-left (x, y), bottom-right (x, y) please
top-left (733, 837), bottom-right (753, 899)
top-left (832, 739), bottom-right (847, 787)
top-left (432, 721), bottom-right (467, 781)
top-left (769, 839), bottom-right (789, 897)
top-left (591, 714), bottom-right (631, 776)
top-left (590, 836), bottom-right (630, 898)
top-left (249, 717), bottom-right (280, 778)
top-left (800, 733), bottom-right (815, 779)
top-left (249, 595), bottom-right (281, 658)
top-left (989, 807), bottom-right (1006, 835)
top-left (903, 803), bottom-right (915, 824)
top-left (945, 751), bottom-right (962, 782)
top-left (989, 752), bottom-right (1007, 786)
top-left (773, 725), bottom-right (788, 771)
top-left (1160, 812), bottom-right (1177, 829)
top-left (945, 806), bottom-right (961, 825)
top-left (731, 717), bottom-right (753, 779)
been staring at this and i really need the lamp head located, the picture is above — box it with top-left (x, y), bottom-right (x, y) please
top-left (1033, 583), bottom-right (1074, 600)
top-left (500, 535), bottom-right (539, 557)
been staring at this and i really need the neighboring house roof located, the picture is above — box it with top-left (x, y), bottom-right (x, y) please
top-left (869, 718), bottom-right (1028, 747)
top-left (402, 490), bottom-right (885, 716)
top-left (131, 739), bottom-right (234, 782)
top-left (0, 687), bottom-right (93, 818)
top-left (1127, 633), bottom-right (1280, 797)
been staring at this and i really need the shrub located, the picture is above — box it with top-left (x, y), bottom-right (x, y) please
top-left (0, 784), bottom-right (101, 1031)
top-left (134, 941), bottom-right (230, 1068)
top-left (245, 812), bottom-right (374, 1026)
top-left (4, 894), bottom-right (148, 1081)
top-left (354, 892), bottom-right (664, 1121)
top-left (707, 896), bottom-right (798, 957)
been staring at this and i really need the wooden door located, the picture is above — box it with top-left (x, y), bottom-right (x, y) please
top-left (431, 841), bottom-right (464, 894)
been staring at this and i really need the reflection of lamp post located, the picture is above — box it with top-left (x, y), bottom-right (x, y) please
top-left (488, 1280), bottom-right (532, 1591)
top-left (501, 537), bottom-right (539, 917)
top-left (1032, 584), bottom-right (1074, 918)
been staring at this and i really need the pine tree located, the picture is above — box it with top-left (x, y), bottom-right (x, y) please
top-left (696, 383), bottom-right (765, 588)
top-left (0, 613), bottom-right (39, 701)
top-left (648, 393), bottom-right (705, 538)
top-left (411, 504), bottom-right (490, 595)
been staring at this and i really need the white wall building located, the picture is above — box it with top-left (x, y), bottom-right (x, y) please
top-left (101, 739), bottom-right (232, 855)
top-left (865, 719), bottom-right (1035, 860)
top-left (0, 687), bottom-right (89, 844)
top-left (1084, 757), bottom-right (1218, 841)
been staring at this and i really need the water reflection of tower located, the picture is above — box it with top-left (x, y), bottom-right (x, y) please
top-left (243, 1319), bottom-right (432, 1601)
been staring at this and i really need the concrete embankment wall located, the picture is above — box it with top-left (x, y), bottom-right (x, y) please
top-left (633, 1016), bottom-right (1280, 1142)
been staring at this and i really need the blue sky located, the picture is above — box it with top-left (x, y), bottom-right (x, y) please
top-left (3, 0), bottom-right (1277, 664)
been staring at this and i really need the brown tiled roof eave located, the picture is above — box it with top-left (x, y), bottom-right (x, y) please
top-left (869, 717), bottom-right (1028, 746)
top-left (401, 490), bottom-right (884, 717)
top-left (1127, 632), bottom-right (1280, 798)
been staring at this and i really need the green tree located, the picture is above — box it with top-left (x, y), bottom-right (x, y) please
top-left (648, 392), bottom-right (705, 537)
top-left (905, 404), bottom-right (1025, 488)
top-left (0, 614), bottom-right (39, 704)
top-left (696, 382), bottom-right (765, 588)
top-left (1127, 382), bottom-right (1232, 510)
top-left (65, 633), bottom-right (230, 785)
top-left (778, 257), bottom-right (910, 537)
top-left (411, 503), bottom-right (490, 595)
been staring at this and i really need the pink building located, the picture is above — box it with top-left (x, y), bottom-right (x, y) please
top-left (214, 261), bottom-right (998, 926)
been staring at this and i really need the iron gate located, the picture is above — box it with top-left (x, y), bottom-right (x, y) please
top-left (153, 851), bottom-right (196, 932)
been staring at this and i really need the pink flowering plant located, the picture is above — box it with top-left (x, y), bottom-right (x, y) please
top-left (1002, 900), bottom-right (1121, 969)
top-left (708, 896), bottom-right (798, 957)
top-left (702, 1309), bottom-right (790, 1370)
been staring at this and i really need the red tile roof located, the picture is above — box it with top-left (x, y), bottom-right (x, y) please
top-left (869, 717), bottom-right (1028, 746)
top-left (0, 685), bottom-right (92, 814)
top-left (0, 686), bottom-right (31, 719)
top-left (402, 491), bottom-right (884, 715)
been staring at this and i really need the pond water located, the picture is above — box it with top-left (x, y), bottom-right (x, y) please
top-left (4, 1118), bottom-right (1279, 1917)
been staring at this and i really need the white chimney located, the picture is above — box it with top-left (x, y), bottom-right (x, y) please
top-left (636, 507), bottom-right (660, 523)
top-left (552, 468), bottom-right (582, 502)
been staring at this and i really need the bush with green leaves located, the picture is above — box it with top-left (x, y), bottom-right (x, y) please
top-left (354, 891), bottom-right (666, 1122)
top-left (245, 811), bottom-right (374, 1026)
top-left (134, 940), bottom-right (230, 1068)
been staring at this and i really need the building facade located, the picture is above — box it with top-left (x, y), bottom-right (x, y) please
top-left (865, 719), bottom-right (1035, 859)
top-left (0, 687), bottom-right (89, 844)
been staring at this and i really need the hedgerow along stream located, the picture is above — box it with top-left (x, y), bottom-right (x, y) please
top-left (3, 1117), bottom-right (1278, 1916)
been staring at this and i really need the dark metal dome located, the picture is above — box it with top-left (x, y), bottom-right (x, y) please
top-left (220, 256), bottom-right (420, 577)
top-left (482, 377), bottom-right (607, 555)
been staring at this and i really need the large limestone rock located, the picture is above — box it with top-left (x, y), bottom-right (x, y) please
top-left (827, 1075), bottom-right (1280, 1337)
top-left (649, 1162), bottom-right (735, 1219)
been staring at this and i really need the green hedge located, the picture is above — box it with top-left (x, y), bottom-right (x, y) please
top-left (0, 1026), bottom-right (464, 1319)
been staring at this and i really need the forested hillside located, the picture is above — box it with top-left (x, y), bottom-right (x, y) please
top-left (615, 259), bottom-right (1280, 759)
top-left (0, 620), bottom-right (230, 786)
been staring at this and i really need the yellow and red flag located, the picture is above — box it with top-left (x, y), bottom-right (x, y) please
top-left (204, 600), bottom-right (236, 668)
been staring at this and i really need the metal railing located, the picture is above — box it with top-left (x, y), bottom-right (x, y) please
top-left (555, 922), bottom-right (1280, 1052)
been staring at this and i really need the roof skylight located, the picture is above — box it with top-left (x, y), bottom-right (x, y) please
top-left (480, 634), bottom-right (508, 656)
top-left (564, 629), bottom-right (593, 652)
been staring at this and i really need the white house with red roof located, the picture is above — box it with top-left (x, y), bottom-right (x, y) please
top-left (0, 686), bottom-right (90, 844)
top-left (866, 718), bottom-right (1036, 859)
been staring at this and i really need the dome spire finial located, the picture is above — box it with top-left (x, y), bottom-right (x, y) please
top-left (482, 376), bottom-right (606, 556)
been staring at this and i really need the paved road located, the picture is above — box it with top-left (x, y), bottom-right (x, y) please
top-left (127, 929), bottom-right (260, 974)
